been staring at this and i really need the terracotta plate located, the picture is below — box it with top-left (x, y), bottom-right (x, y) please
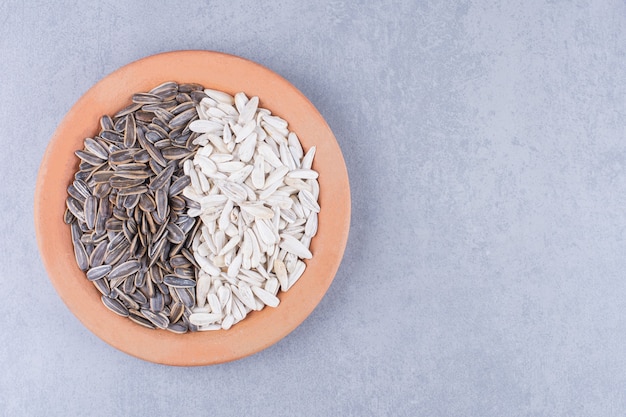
top-left (34, 51), bottom-right (350, 366)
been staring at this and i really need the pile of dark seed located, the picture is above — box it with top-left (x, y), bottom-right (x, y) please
top-left (64, 82), bottom-right (209, 333)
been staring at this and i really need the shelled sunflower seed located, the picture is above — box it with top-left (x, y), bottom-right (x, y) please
top-left (183, 90), bottom-right (319, 331)
top-left (66, 81), bottom-right (206, 334)
top-left (66, 82), bottom-right (319, 333)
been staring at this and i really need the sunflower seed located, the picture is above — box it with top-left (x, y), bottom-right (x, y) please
top-left (305, 213), bottom-right (318, 237)
top-left (123, 193), bottom-right (140, 209)
top-left (149, 81), bottom-right (178, 96)
top-left (140, 309), bottom-right (169, 329)
top-left (166, 223), bottom-right (185, 244)
top-left (128, 312), bottom-right (156, 329)
top-left (189, 119), bottom-right (223, 133)
top-left (64, 208), bottom-right (75, 224)
top-left (166, 322), bottom-right (188, 334)
top-left (100, 115), bottom-right (114, 131)
top-left (287, 168), bottom-right (318, 180)
top-left (132, 93), bottom-right (162, 104)
top-left (149, 292), bottom-right (165, 312)
top-left (161, 147), bottom-right (190, 161)
top-left (117, 185), bottom-right (148, 196)
top-left (301, 146), bottom-right (316, 170)
top-left (149, 162), bottom-right (175, 191)
top-left (155, 188), bottom-right (168, 220)
top-left (257, 144), bottom-right (283, 168)
top-left (279, 234), bottom-right (313, 259)
top-left (169, 302), bottom-right (185, 323)
top-left (287, 260), bottom-right (306, 290)
top-left (103, 241), bottom-right (129, 266)
top-left (251, 285), bottom-right (280, 308)
top-left (82, 196), bottom-right (97, 229)
top-left (136, 128), bottom-right (168, 167)
top-left (169, 107), bottom-right (197, 128)
top-left (168, 175), bottom-right (191, 196)
top-left (68, 185), bottom-right (86, 203)
top-left (204, 88), bottom-right (234, 104)
top-left (92, 277), bottom-right (111, 296)
top-left (124, 114), bottom-right (137, 148)
top-left (298, 189), bottom-right (320, 213)
top-left (138, 193), bottom-right (156, 212)
top-left (84, 138), bottom-right (109, 159)
top-left (188, 312), bottom-right (222, 327)
top-left (163, 275), bottom-right (195, 288)
top-left (101, 295), bottom-right (129, 317)
top-left (86, 264), bottom-right (112, 281)
top-left (175, 287), bottom-right (195, 307)
top-left (73, 239), bottom-right (89, 271)
top-left (108, 260), bottom-right (141, 280)
top-left (273, 259), bottom-right (289, 291)
top-left (170, 255), bottom-right (191, 268)
top-left (221, 314), bottom-right (235, 330)
top-left (110, 176), bottom-right (144, 188)
top-left (75, 150), bottom-right (105, 165)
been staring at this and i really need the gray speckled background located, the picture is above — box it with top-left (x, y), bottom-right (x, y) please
top-left (2, 0), bottom-right (625, 415)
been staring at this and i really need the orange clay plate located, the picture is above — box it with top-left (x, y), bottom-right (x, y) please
top-left (34, 51), bottom-right (350, 366)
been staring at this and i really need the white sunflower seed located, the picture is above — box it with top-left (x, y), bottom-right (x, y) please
top-left (218, 199), bottom-right (234, 231)
top-left (196, 273), bottom-right (211, 308)
top-left (217, 285), bottom-right (231, 306)
top-left (263, 166), bottom-right (289, 190)
top-left (234, 92), bottom-right (248, 114)
top-left (251, 156), bottom-right (265, 189)
top-left (265, 277), bottom-right (279, 295)
top-left (189, 312), bottom-right (222, 326)
top-left (195, 254), bottom-right (221, 276)
top-left (259, 180), bottom-right (283, 200)
top-left (235, 120), bottom-right (256, 143)
top-left (251, 285), bottom-right (280, 308)
top-left (204, 88), bottom-right (234, 104)
top-left (228, 165), bottom-right (253, 183)
top-left (287, 260), bottom-right (306, 290)
top-left (288, 132), bottom-right (304, 161)
top-left (227, 253), bottom-right (243, 278)
top-left (189, 119), bottom-right (223, 133)
top-left (305, 212), bottom-right (318, 237)
top-left (279, 142), bottom-right (297, 170)
top-left (235, 283), bottom-right (258, 310)
top-left (263, 114), bottom-right (288, 130)
top-left (301, 146), bottom-right (316, 169)
top-left (195, 155), bottom-right (217, 176)
top-left (257, 144), bottom-right (284, 168)
top-left (284, 176), bottom-right (312, 192)
top-left (210, 153), bottom-right (233, 163)
top-left (288, 169), bottom-right (319, 180)
top-left (299, 189), bottom-right (321, 213)
top-left (207, 293), bottom-right (222, 314)
top-left (200, 194), bottom-right (228, 207)
top-left (221, 314), bottom-right (235, 330)
top-left (279, 234), bottom-right (312, 259)
top-left (240, 202), bottom-right (274, 219)
top-left (273, 259), bottom-right (289, 291)
top-left (238, 133), bottom-right (257, 162)
top-left (255, 219), bottom-right (277, 246)
top-left (238, 96), bottom-right (259, 124)
top-left (218, 234), bottom-right (241, 256)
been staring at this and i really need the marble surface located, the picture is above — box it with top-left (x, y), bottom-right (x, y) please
top-left (2, 0), bottom-right (626, 415)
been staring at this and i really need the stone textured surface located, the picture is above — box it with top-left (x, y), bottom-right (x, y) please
top-left (2, 0), bottom-right (626, 415)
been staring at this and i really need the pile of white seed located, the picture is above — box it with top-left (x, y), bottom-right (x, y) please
top-left (183, 89), bottom-right (319, 330)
